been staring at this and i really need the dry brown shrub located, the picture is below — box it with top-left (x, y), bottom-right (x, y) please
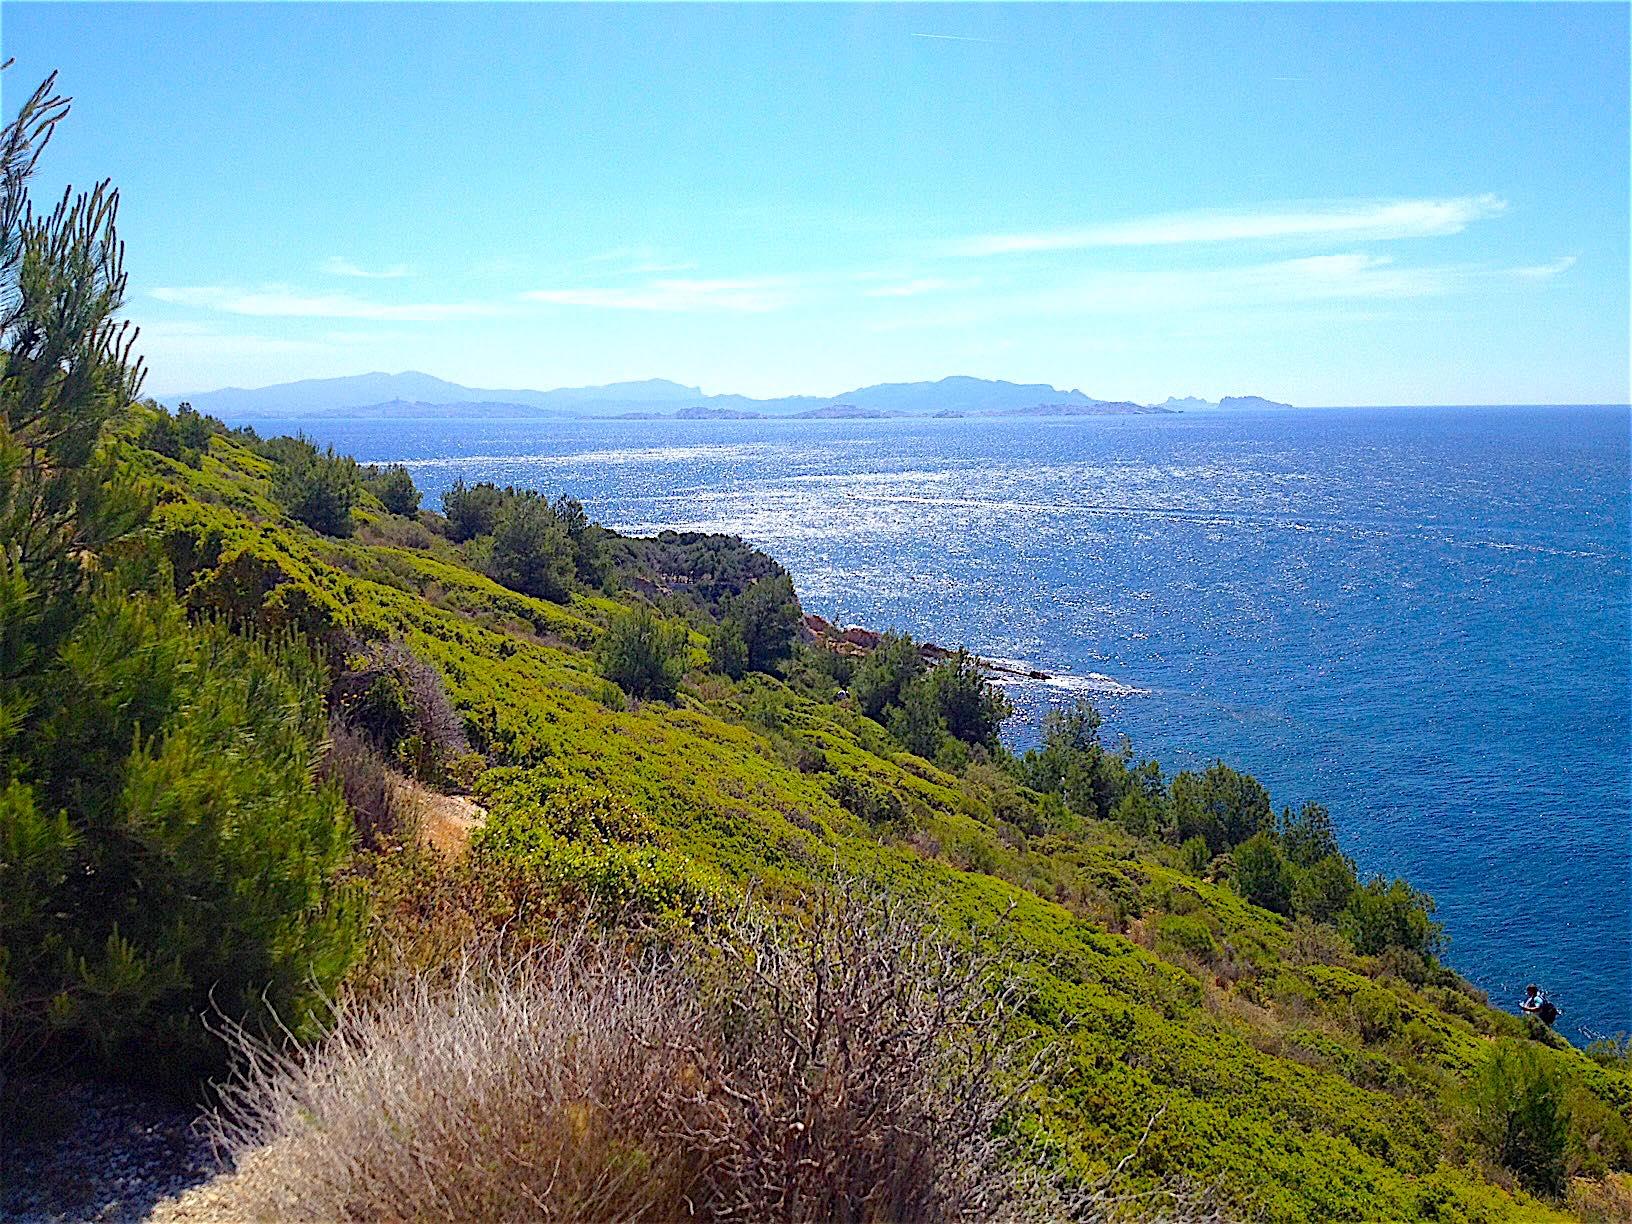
top-left (1568, 1171), bottom-right (1632, 1222)
top-left (318, 720), bottom-right (411, 848)
top-left (328, 638), bottom-right (472, 783)
top-left (209, 884), bottom-right (1221, 1222)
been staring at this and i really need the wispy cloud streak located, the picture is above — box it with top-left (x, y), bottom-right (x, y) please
top-left (1511, 255), bottom-right (1577, 280)
top-left (911, 32), bottom-right (1010, 45)
top-left (952, 195), bottom-right (1508, 256)
top-left (1012, 253), bottom-right (1461, 315)
top-left (322, 256), bottom-right (414, 279)
top-left (151, 285), bottom-right (498, 321)
top-left (523, 277), bottom-right (793, 313)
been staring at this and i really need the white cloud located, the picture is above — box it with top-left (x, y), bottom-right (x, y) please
top-left (1511, 255), bottom-right (1578, 280)
top-left (131, 319), bottom-right (340, 393)
top-left (1013, 253), bottom-right (1460, 316)
top-left (952, 195), bottom-right (1509, 256)
top-left (1229, 253), bottom-right (1452, 301)
top-left (322, 256), bottom-right (414, 279)
top-left (523, 277), bottom-right (794, 313)
top-left (863, 277), bottom-right (980, 298)
top-left (135, 319), bottom-right (330, 354)
top-left (151, 285), bottom-right (500, 321)
top-left (577, 247), bottom-right (700, 276)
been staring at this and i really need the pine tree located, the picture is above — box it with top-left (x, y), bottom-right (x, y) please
top-left (0, 72), bottom-right (146, 712)
top-left (1, 75), bottom-right (358, 1085)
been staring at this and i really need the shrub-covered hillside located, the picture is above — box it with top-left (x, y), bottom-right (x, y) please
top-left (4, 75), bottom-right (1630, 1223)
top-left (10, 403), bottom-right (1630, 1220)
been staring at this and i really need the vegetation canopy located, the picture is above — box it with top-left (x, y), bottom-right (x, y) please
top-left (2, 74), bottom-right (1628, 1224)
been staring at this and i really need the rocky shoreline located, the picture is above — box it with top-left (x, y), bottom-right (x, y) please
top-left (799, 613), bottom-right (1052, 681)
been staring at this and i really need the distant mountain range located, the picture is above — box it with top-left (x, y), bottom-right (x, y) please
top-left (165, 372), bottom-right (1292, 421)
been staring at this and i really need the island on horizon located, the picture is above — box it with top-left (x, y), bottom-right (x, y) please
top-left (160, 370), bottom-right (1294, 423)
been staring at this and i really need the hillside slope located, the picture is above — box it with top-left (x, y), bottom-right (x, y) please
top-left (85, 411), bottom-right (1630, 1222)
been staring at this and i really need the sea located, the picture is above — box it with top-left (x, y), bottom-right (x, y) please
top-left (261, 404), bottom-right (1631, 1040)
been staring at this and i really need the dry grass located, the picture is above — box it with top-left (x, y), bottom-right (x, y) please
top-left (205, 884), bottom-right (1218, 1222)
top-left (318, 720), bottom-right (411, 848)
top-left (1568, 1171), bottom-right (1632, 1222)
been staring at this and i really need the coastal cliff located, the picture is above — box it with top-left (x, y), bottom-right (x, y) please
top-left (9, 396), bottom-right (1627, 1222)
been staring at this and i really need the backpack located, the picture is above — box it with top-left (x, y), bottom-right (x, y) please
top-left (1538, 1000), bottom-right (1558, 1025)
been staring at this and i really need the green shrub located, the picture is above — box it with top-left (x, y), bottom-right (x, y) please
top-left (888, 677), bottom-right (945, 759)
top-left (1341, 876), bottom-right (1444, 958)
top-left (1013, 699), bottom-right (1109, 816)
top-left (0, 125), bottom-right (147, 709)
top-left (707, 620), bottom-right (749, 679)
top-left (926, 649), bottom-right (1011, 749)
top-left (1349, 986), bottom-right (1404, 1043)
top-left (4, 592), bottom-right (358, 1082)
top-left (850, 632), bottom-right (924, 719)
top-left (1279, 800), bottom-right (1341, 868)
top-left (368, 464), bottom-right (421, 516)
top-left (1155, 913), bottom-right (1219, 960)
top-left (471, 778), bottom-right (711, 920)
top-left (829, 773), bottom-right (906, 826)
top-left (442, 478), bottom-right (506, 541)
top-left (1170, 761), bottom-right (1272, 854)
top-left (273, 445), bottom-right (361, 536)
top-left (1178, 835), bottom-right (1211, 876)
top-left (1112, 785), bottom-right (1163, 838)
top-left (1293, 852), bottom-right (1358, 923)
top-left (597, 606), bottom-right (688, 701)
top-left (721, 573), bottom-right (801, 672)
top-left (552, 495), bottom-right (610, 587)
top-left (1232, 831), bottom-right (1293, 915)
top-left (1460, 1040), bottom-right (1570, 1196)
top-left (351, 670), bottom-right (415, 746)
top-left (137, 402), bottom-right (219, 466)
top-left (1585, 1035), bottom-right (1632, 1071)
top-left (743, 683), bottom-right (791, 732)
top-left (487, 497), bottom-right (575, 602)
top-left (0, 92), bottom-right (358, 1085)
top-left (807, 644), bottom-right (857, 687)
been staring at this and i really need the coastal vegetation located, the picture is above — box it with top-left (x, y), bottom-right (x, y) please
top-left (4, 75), bottom-right (1631, 1222)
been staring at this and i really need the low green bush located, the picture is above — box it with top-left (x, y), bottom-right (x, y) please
top-left (2, 590), bottom-right (358, 1082)
top-left (1459, 1040), bottom-right (1570, 1196)
top-left (367, 464), bottom-right (421, 516)
top-left (1342, 876), bottom-right (1444, 958)
top-left (272, 444), bottom-right (361, 537)
top-left (1155, 913), bottom-right (1219, 960)
top-left (487, 496), bottom-right (575, 602)
top-left (596, 606), bottom-right (688, 701)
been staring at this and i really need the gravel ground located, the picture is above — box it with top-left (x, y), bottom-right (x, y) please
top-left (2, 1080), bottom-right (229, 1224)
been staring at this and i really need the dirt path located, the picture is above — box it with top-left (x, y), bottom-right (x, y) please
top-left (1, 1081), bottom-right (223, 1224)
top-left (392, 774), bottom-right (486, 855)
top-left (145, 1144), bottom-right (292, 1223)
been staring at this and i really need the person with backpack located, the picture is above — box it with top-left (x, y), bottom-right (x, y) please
top-left (1521, 983), bottom-right (1560, 1026)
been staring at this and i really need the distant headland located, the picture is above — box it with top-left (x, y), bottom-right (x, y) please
top-left (161, 371), bottom-right (1293, 422)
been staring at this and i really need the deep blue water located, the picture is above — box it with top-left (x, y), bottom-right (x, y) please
top-left (265, 406), bottom-right (1631, 1038)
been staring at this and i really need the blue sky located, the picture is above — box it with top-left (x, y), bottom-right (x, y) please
top-left (5, 2), bottom-right (1628, 404)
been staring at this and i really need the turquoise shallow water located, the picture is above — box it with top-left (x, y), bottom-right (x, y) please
top-left (270, 404), bottom-right (1630, 1038)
